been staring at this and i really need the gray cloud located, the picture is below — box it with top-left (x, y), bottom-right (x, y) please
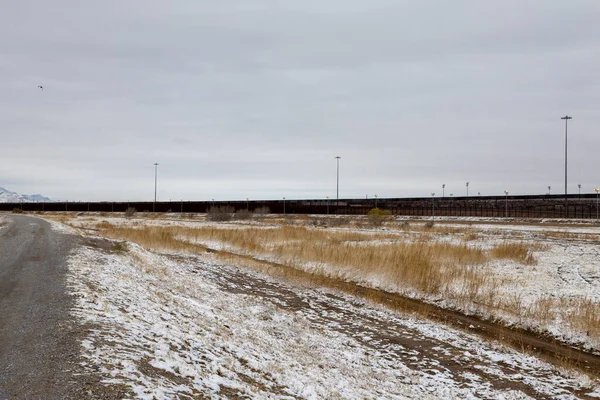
top-left (1, 0), bottom-right (599, 201)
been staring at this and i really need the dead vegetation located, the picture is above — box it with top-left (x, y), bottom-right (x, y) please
top-left (489, 242), bottom-right (539, 265)
top-left (90, 222), bottom-right (539, 312)
top-left (48, 213), bottom-right (600, 346)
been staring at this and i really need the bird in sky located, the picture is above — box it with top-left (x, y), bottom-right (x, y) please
top-left (37, 85), bottom-right (43, 90)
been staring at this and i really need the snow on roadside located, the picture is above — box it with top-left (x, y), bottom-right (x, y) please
top-left (66, 240), bottom-right (542, 399)
top-left (46, 218), bottom-right (80, 234)
top-left (62, 213), bottom-right (600, 353)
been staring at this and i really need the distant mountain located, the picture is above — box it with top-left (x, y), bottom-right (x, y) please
top-left (0, 187), bottom-right (51, 203)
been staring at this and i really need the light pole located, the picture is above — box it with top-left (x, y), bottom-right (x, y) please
top-left (246, 197), bottom-right (249, 211)
top-left (578, 184), bottom-right (581, 196)
top-left (283, 197), bottom-right (286, 215)
top-left (181, 199), bottom-right (183, 213)
top-left (504, 190), bottom-right (509, 218)
top-left (431, 192), bottom-right (435, 221)
top-left (153, 162), bottom-right (159, 212)
top-left (335, 156), bottom-right (341, 206)
top-left (374, 194), bottom-right (378, 209)
top-left (442, 184), bottom-right (445, 197)
top-left (595, 188), bottom-right (600, 221)
top-left (326, 195), bottom-right (330, 215)
top-left (466, 182), bottom-right (469, 197)
top-left (561, 115), bottom-right (572, 215)
top-left (548, 185), bottom-right (551, 195)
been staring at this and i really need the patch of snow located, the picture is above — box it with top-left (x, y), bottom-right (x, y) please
top-left (65, 240), bottom-right (599, 398)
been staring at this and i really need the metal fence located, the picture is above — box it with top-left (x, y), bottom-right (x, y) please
top-left (2, 194), bottom-right (599, 220)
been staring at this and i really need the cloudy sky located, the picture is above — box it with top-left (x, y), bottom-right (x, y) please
top-left (1, 1), bottom-right (599, 201)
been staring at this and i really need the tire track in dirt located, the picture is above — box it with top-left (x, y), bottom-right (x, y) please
top-left (179, 255), bottom-right (598, 399)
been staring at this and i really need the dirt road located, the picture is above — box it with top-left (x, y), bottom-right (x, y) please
top-left (0, 215), bottom-right (126, 399)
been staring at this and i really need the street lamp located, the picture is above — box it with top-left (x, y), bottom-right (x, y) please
top-left (335, 156), bottom-right (341, 206)
top-left (431, 192), bottom-right (435, 221)
top-left (326, 195), bottom-right (330, 215)
top-left (561, 115), bottom-right (572, 215)
top-left (153, 162), bottom-right (159, 212)
top-left (442, 184), bottom-right (445, 197)
top-left (504, 190), bottom-right (509, 218)
top-left (374, 194), bottom-right (378, 209)
top-left (283, 197), bottom-right (286, 215)
top-left (578, 184), bottom-right (581, 195)
top-left (466, 182), bottom-right (470, 197)
top-left (548, 185), bottom-right (551, 195)
top-left (595, 188), bottom-right (600, 221)
top-left (246, 197), bottom-right (249, 211)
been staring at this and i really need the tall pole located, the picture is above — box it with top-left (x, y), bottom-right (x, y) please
top-left (335, 156), bottom-right (341, 206)
top-left (283, 197), bottom-right (286, 215)
top-left (431, 193), bottom-right (435, 222)
top-left (374, 194), bottom-right (378, 209)
top-left (326, 196), bottom-right (329, 215)
top-left (466, 182), bottom-right (469, 197)
top-left (561, 115), bottom-right (572, 216)
top-left (596, 188), bottom-right (600, 220)
top-left (442, 184), bottom-right (445, 198)
top-left (153, 162), bottom-right (159, 212)
top-left (504, 190), bottom-right (509, 218)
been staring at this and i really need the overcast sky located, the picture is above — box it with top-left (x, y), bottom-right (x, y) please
top-left (1, 0), bottom-right (599, 201)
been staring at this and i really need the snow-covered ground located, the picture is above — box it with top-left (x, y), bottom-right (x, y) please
top-left (62, 213), bottom-right (600, 352)
top-left (65, 235), bottom-right (599, 399)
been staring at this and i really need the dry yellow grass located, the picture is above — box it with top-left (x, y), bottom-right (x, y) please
top-left (94, 222), bottom-right (497, 306)
top-left (490, 242), bottom-right (538, 265)
top-left (53, 215), bottom-right (600, 344)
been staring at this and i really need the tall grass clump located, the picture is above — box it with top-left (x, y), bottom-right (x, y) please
top-left (490, 242), bottom-right (537, 265)
top-left (206, 206), bottom-right (234, 221)
top-left (367, 208), bottom-right (392, 227)
top-left (233, 209), bottom-right (253, 220)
